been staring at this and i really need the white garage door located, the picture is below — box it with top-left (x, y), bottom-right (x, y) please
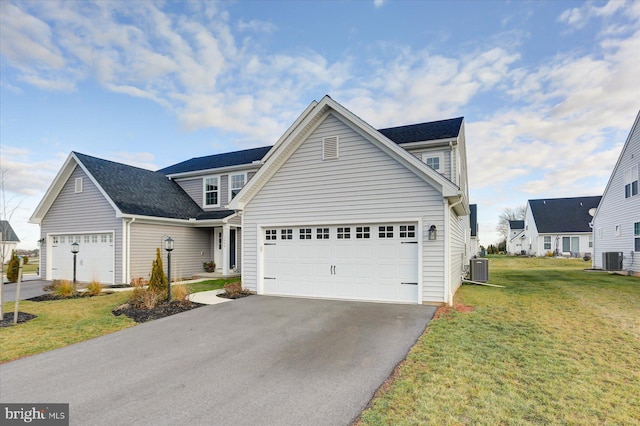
top-left (262, 223), bottom-right (419, 303)
top-left (51, 233), bottom-right (114, 283)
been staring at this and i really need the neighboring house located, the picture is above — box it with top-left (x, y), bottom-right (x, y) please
top-left (229, 96), bottom-right (470, 305)
top-left (592, 110), bottom-right (640, 275)
top-left (469, 204), bottom-right (479, 257)
top-left (506, 220), bottom-right (525, 255)
top-left (1, 220), bottom-right (20, 264)
top-left (31, 95), bottom-right (471, 305)
top-left (523, 196), bottom-right (602, 257)
top-left (29, 148), bottom-right (269, 284)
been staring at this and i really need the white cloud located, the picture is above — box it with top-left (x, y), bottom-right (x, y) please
top-left (374, 0), bottom-right (385, 9)
top-left (559, 0), bottom-right (629, 29)
top-left (237, 18), bottom-right (277, 34)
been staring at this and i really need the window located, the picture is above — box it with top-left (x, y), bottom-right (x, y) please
top-left (421, 153), bottom-right (444, 173)
top-left (204, 177), bottom-right (219, 206)
top-left (356, 226), bottom-right (370, 239)
top-left (589, 235), bottom-right (593, 248)
top-left (635, 222), bottom-right (640, 252)
top-left (101, 234), bottom-right (107, 243)
top-left (265, 229), bottom-right (277, 240)
top-left (75, 177), bottom-right (83, 193)
top-left (229, 173), bottom-right (246, 200)
top-left (316, 228), bottom-right (330, 239)
top-left (84, 235), bottom-right (90, 244)
top-left (52, 236), bottom-right (59, 244)
top-left (91, 235), bottom-right (98, 243)
top-left (379, 226), bottom-right (393, 238)
top-left (281, 229), bottom-right (293, 240)
top-left (615, 225), bottom-right (621, 237)
top-left (337, 227), bottom-right (351, 239)
top-left (322, 136), bottom-right (339, 160)
top-left (544, 236), bottom-right (551, 250)
top-left (60, 236), bottom-right (65, 243)
top-left (625, 165), bottom-right (639, 198)
top-left (299, 228), bottom-right (312, 240)
top-left (562, 236), bottom-right (579, 253)
top-left (399, 225), bottom-right (416, 238)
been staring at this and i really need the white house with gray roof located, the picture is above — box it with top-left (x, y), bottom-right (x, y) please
top-left (1, 220), bottom-right (20, 264)
top-left (592, 110), bottom-right (640, 275)
top-left (523, 196), bottom-right (601, 257)
top-left (31, 96), bottom-right (471, 305)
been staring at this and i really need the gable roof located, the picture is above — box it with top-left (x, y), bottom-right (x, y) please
top-left (158, 146), bottom-right (272, 176)
top-left (378, 117), bottom-right (463, 144)
top-left (74, 152), bottom-right (205, 220)
top-left (229, 95), bottom-right (467, 214)
top-left (509, 220), bottom-right (525, 230)
top-left (469, 204), bottom-right (477, 237)
top-left (593, 110), bottom-right (640, 219)
top-left (529, 196), bottom-right (602, 233)
top-left (0, 220), bottom-right (20, 242)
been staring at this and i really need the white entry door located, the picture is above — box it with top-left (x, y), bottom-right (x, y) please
top-left (262, 223), bottom-right (419, 304)
top-left (50, 233), bottom-right (114, 283)
top-left (213, 229), bottom-right (223, 271)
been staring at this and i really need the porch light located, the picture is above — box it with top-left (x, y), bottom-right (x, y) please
top-left (428, 225), bottom-right (437, 241)
top-left (164, 237), bottom-right (174, 302)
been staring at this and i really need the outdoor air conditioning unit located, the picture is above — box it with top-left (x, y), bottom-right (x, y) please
top-left (470, 258), bottom-right (489, 282)
top-left (602, 252), bottom-right (623, 271)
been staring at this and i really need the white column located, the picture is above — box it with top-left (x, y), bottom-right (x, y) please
top-left (222, 224), bottom-right (230, 276)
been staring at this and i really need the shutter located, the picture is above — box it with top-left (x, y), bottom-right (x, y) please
top-left (322, 136), bottom-right (339, 160)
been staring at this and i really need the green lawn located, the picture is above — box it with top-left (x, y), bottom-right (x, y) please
top-left (0, 278), bottom-right (239, 363)
top-left (359, 256), bottom-right (640, 425)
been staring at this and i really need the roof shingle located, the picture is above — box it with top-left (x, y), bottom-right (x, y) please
top-left (529, 196), bottom-right (601, 233)
top-left (158, 146), bottom-right (272, 175)
top-left (378, 117), bottom-right (464, 144)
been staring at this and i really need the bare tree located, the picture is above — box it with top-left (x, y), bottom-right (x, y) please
top-left (496, 205), bottom-right (526, 241)
top-left (1, 168), bottom-right (26, 318)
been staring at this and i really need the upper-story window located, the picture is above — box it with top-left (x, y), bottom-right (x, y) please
top-left (229, 173), bottom-right (246, 200)
top-left (421, 153), bottom-right (444, 173)
top-left (204, 176), bottom-right (219, 207)
top-left (624, 164), bottom-right (639, 198)
top-left (635, 222), bottom-right (640, 252)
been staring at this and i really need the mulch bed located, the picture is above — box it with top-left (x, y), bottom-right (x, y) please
top-left (433, 303), bottom-right (474, 319)
top-left (112, 301), bottom-right (205, 323)
top-left (27, 293), bottom-right (106, 302)
top-left (217, 291), bottom-right (252, 299)
top-left (1, 312), bottom-right (38, 328)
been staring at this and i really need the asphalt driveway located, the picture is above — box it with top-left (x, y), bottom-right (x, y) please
top-left (0, 296), bottom-right (437, 425)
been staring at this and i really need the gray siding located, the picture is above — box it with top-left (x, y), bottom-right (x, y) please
top-left (449, 206), bottom-right (467, 297)
top-left (175, 178), bottom-right (202, 208)
top-left (175, 173), bottom-right (242, 210)
top-left (242, 113), bottom-right (447, 303)
top-left (129, 222), bottom-right (212, 281)
top-left (41, 166), bottom-right (123, 283)
top-left (593, 116), bottom-right (640, 272)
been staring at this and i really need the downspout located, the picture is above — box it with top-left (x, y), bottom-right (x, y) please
top-left (589, 220), bottom-right (595, 268)
top-left (447, 194), bottom-right (465, 306)
top-left (125, 217), bottom-right (135, 284)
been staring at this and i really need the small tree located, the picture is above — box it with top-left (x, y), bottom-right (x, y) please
top-left (6, 250), bottom-right (20, 283)
top-left (148, 247), bottom-right (167, 293)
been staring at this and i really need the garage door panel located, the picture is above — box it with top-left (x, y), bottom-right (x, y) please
top-left (50, 233), bottom-right (114, 284)
top-left (262, 223), bottom-right (419, 304)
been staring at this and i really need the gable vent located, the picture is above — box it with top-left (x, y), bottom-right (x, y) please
top-left (75, 177), bottom-right (83, 193)
top-left (323, 136), bottom-right (339, 160)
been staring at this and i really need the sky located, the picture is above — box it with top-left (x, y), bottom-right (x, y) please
top-left (1, 0), bottom-right (639, 250)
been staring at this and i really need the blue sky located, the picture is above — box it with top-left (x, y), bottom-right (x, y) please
top-left (1, 0), bottom-right (639, 249)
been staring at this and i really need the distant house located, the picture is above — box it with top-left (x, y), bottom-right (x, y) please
top-left (506, 220), bottom-right (525, 255)
top-left (0, 220), bottom-right (20, 264)
top-left (31, 96), bottom-right (471, 305)
top-left (592, 110), bottom-right (640, 275)
top-left (469, 204), bottom-right (479, 257)
top-left (523, 196), bottom-right (602, 257)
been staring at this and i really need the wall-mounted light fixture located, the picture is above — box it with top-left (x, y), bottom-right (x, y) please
top-left (428, 225), bottom-right (437, 241)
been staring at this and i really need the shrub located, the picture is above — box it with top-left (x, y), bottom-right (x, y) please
top-left (22, 256), bottom-right (29, 265)
top-left (86, 281), bottom-right (103, 296)
top-left (172, 284), bottom-right (192, 304)
top-left (203, 261), bottom-right (216, 272)
top-left (148, 247), bottom-right (167, 294)
top-left (6, 250), bottom-right (20, 283)
top-left (129, 287), bottom-right (162, 310)
top-left (223, 281), bottom-right (242, 297)
top-left (546, 251), bottom-right (554, 257)
top-left (130, 277), bottom-right (147, 287)
top-left (51, 280), bottom-right (77, 298)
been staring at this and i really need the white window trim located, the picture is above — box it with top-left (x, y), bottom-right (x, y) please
top-left (203, 175), bottom-right (220, 207)
top-left (228, 172), bottom-right (247, 202)
top-left (421, 153), bottom-right (444, 173)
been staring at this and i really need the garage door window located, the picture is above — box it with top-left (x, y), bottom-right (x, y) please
top-left (281, 229), bottom-right (293, 240)
top-left (266, 229), bottom-right (277, 240)
top-left (337, 227), bottom-right (351, 239)
top-left (356, 226), bottom-right (370, 239)
top-left (379, 226), bottom-right (394, 238)
top-left (399, 225), bottom-right (415, 238)
top-left (317, 228), bottom-right (330, 239)
top-left (92, 235), bottom-right (98, 243)
top-left (299, 228), bottom-right (312, 239)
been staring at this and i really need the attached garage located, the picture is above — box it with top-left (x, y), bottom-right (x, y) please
top-left (50, 233), bottom-right (114, 283)
top-left (261, 223), bottom-right (420, 303)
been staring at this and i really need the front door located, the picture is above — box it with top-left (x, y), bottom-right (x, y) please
top-left (214, 229), bottom-right (223, 271)
top-left (229, 229), bottom-right (236, 270)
